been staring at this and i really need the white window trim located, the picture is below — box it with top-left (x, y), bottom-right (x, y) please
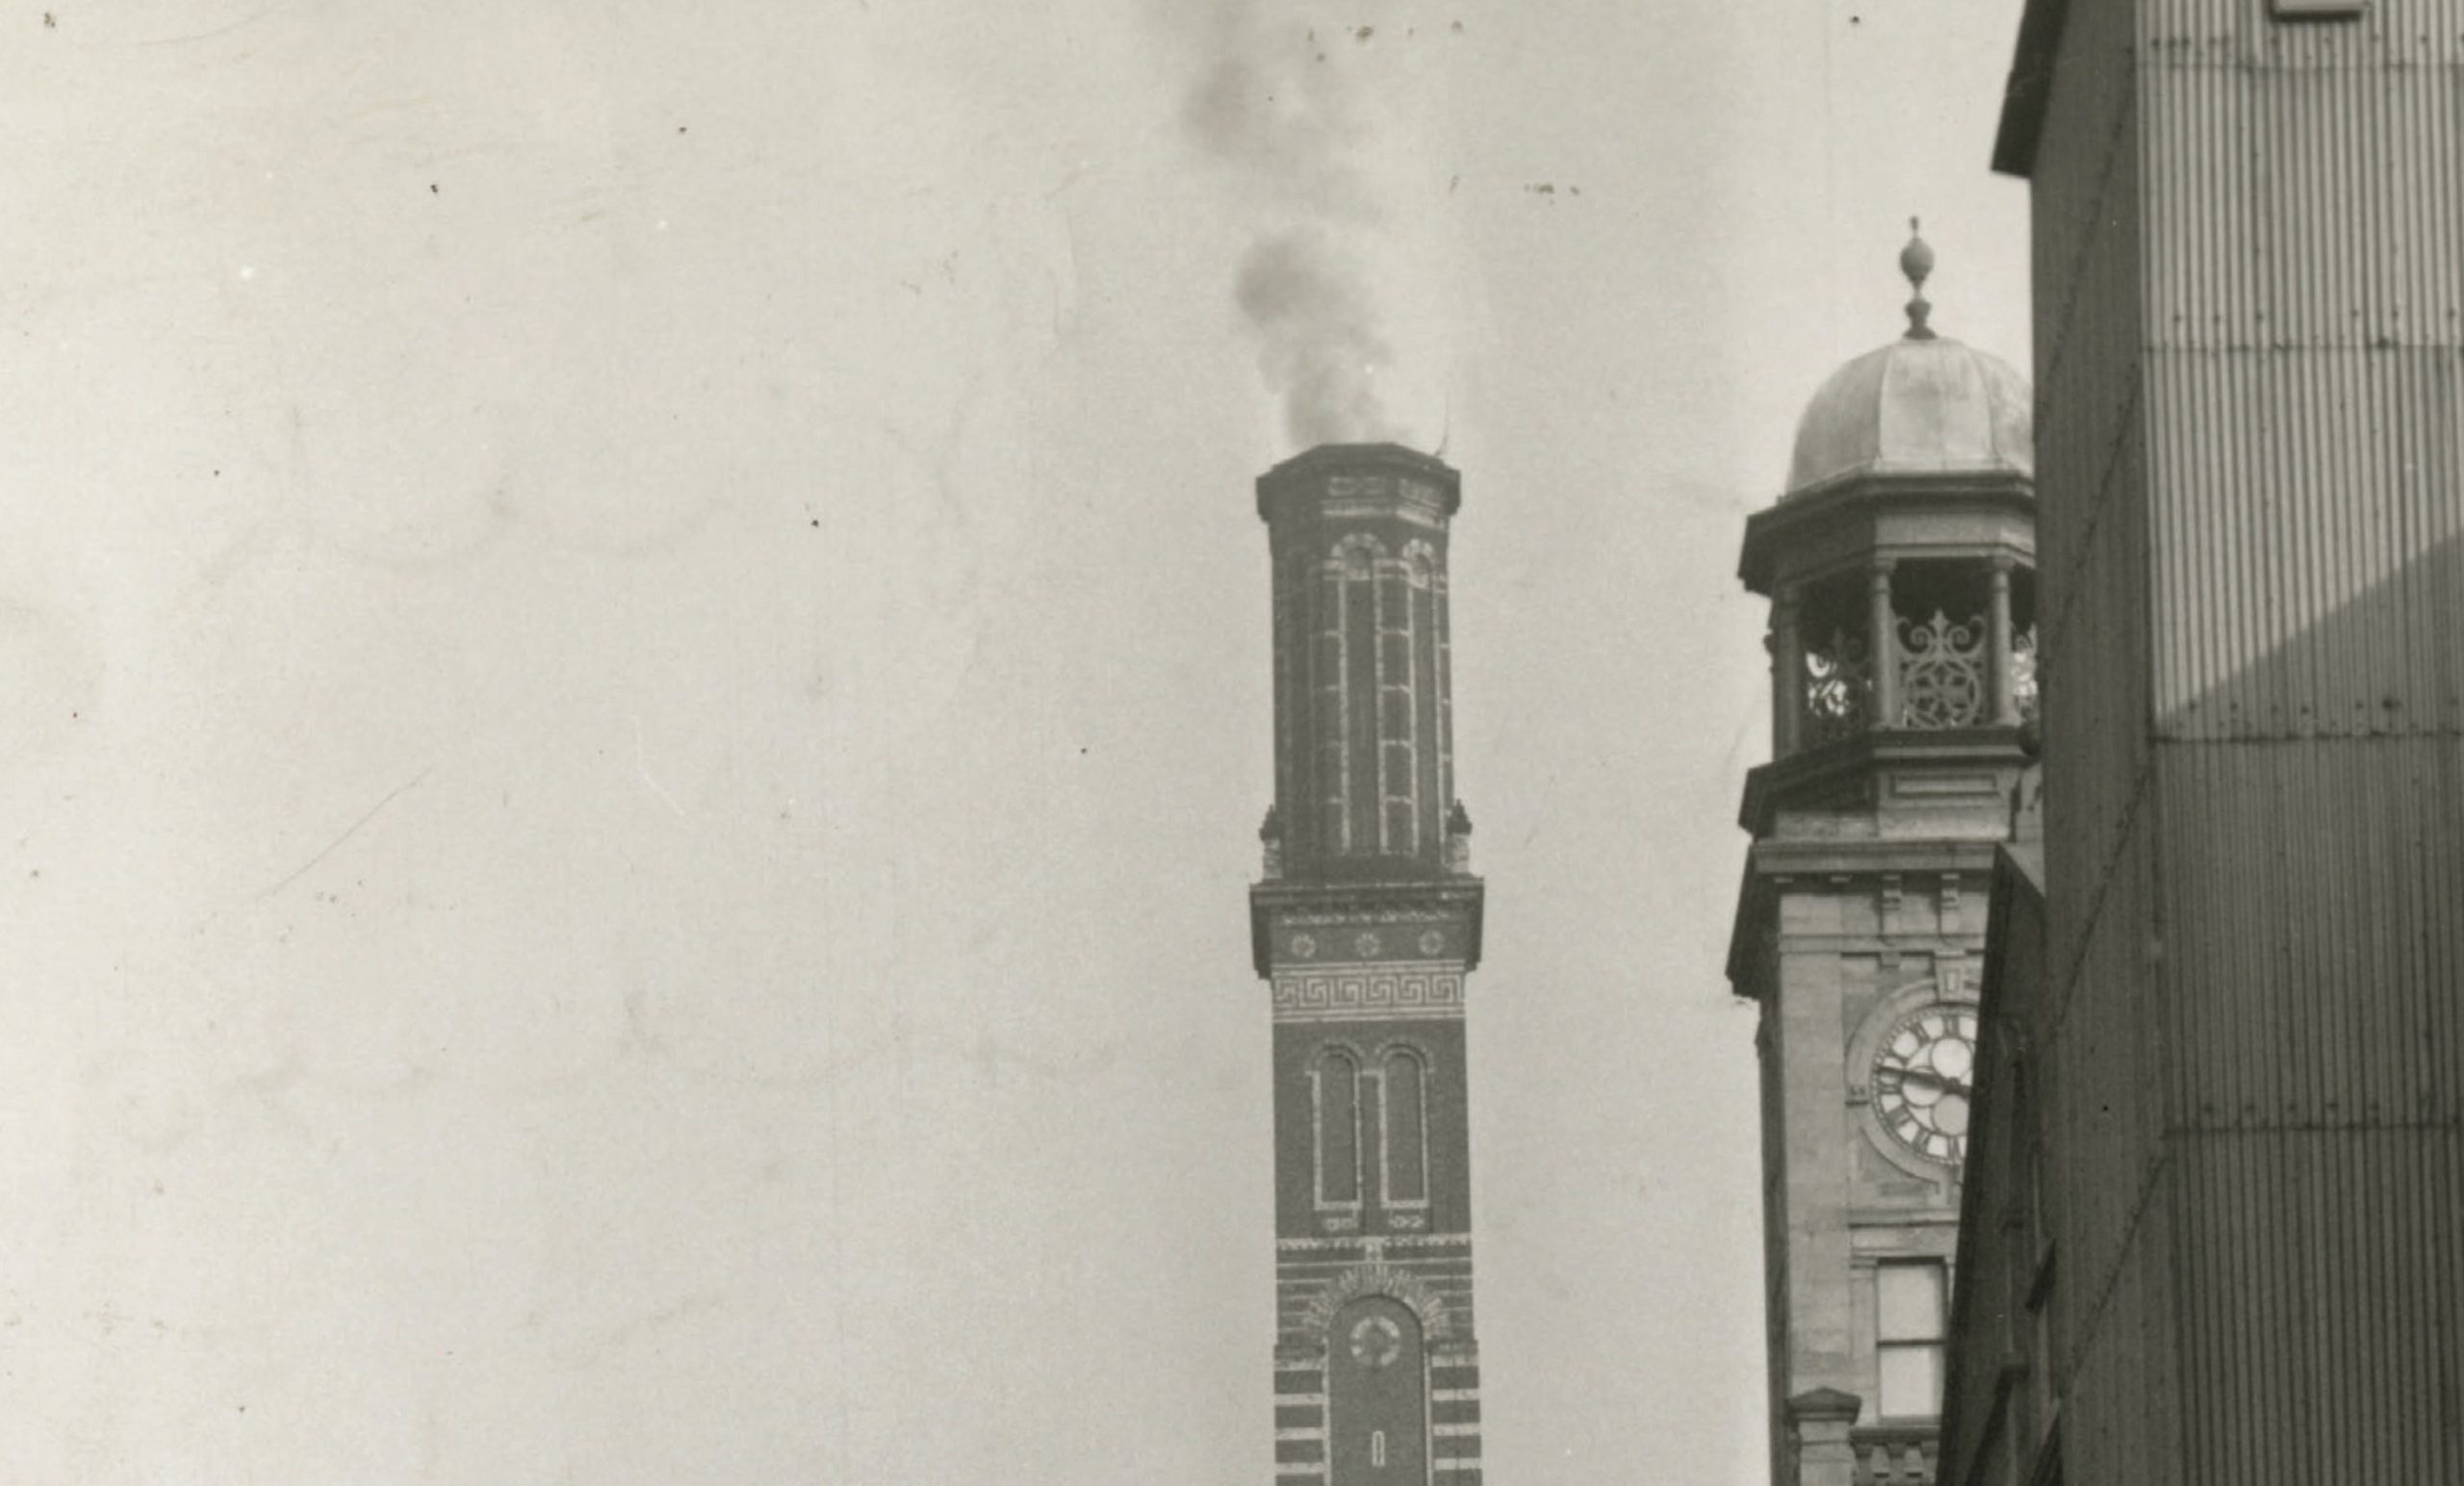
top-left (1376, 1054), bottom-right (1434, 1210)
top-left (1311, 1057), bottom-right (1364, 1211)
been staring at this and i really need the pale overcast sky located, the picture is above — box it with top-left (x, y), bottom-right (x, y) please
top-left (0, 1), bottom-right (2027, 1481)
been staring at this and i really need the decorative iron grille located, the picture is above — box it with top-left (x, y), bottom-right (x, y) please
top-left (2011, 625), bottom-right (2040, 724)
top-left (1896, 611), bottom-right (1987, 730)
top-left (1804, 628), bottom-right (1871, 743)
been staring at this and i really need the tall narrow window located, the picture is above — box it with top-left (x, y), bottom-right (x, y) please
top-left (1316, 1049), bottom-right (1361, 1206)
top-left (1877, 1261), bottom-right (1947, 1418)
top-left (1316, 556), bottom-right (1351, 857)
top-left (1319, 536), bottom-right (1382, 857)
top-left (1405, 543), bottom-right (1442, 851)
top-left (1375, 554), bottom-right (1418, 854)
top-left (1381, 1050), bottom-right (1428, 1206)
top-left (1339, 538), bottom-right (1381, 855)
top-left (1271, 551), bottom-right (1299, 820)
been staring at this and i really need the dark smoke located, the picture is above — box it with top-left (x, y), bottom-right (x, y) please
top-left (1234, 230), bottom-right (1398, 447)
top-left (1175, 1), bottom-right (1417, 448)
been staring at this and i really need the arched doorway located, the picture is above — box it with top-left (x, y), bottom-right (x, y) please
top-left (1328, 1296), bottom-right (1427, 1483)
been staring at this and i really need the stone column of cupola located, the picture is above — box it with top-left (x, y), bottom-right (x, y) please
top-left (1768, 587), bottom-right (1806, 756)
top-left (1986, 558), bottom-right (2018, 728)
top-left (1867, 560), bottom-right (1901, 730)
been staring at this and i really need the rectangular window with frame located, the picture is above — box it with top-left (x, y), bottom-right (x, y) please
top-left (1877, 1261), bottom-right (1947, 1419)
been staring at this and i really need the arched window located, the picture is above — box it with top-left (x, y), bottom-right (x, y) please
top-left (1375, 549), bottom-right (1420, 853)
top-left (1403, 542), bottom-right (1443, 855)
top-left (1381, 1049), bottom-right (1428, 1207)
top-left (1315, 553), bottom-right (1351, 857)
top-left (1320, 536), bottom-right (1386, 858)
top-left (1315, 1048), bottom-right (1362, 1207)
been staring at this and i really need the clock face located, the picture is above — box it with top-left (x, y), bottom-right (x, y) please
top-left (1870, 1005), bottom-right (1979, 1165)
top-left (1348, 1314), bottom-right (1402, 1369)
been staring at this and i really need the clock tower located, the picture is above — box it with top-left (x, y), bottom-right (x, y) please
top-left (1249, 444), bottom-right (1486, 1486)
top-left (1727, 232), bottom-right (2037, 1486)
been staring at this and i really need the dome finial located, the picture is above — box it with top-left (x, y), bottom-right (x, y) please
top-left (1900, 217), bottom-right (1937, 341)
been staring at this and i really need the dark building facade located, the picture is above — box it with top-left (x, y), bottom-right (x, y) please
top-left (1936, 797), bottom-right (2051, 1486)
top-left (1940, 4), bottom-right (2464, 1484)
top-left (1728, 241), bottom-right (2040, 1486)
top-left (1249, 445), bottom-right (1486, 1486)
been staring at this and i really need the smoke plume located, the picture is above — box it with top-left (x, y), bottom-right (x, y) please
top-left (1175, 1), bottom-right (1442, 449)
top-left (1234, 230), bottom-right (1396, 448)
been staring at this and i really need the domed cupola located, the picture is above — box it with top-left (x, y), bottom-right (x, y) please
top-left (1735, 225), bottom-right (2040, 833)
top-left (1784, 232), bottom-right (2034, 495)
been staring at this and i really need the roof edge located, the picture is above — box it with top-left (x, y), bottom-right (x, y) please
top-left (1736, 471), bottom-right (2038, 596)
top-left (1257, 441), bottom-right (1459, 488)
top-left (1785, 452), bottom-right (2038, 501)
top-left (1991, 0), bottom-right (2072, 178)
top-left (1255, 442), bottom-right (1464, 523)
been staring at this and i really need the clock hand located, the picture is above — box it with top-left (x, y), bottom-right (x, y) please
top-left (1885, 1067), bottom-right (1972, 1095)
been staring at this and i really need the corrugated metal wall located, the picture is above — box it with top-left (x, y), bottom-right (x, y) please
top-left (2028, 1), bottom-right (2464, 1483)
top-left (2149, 351), bottom-right (2464, 737)
top-left (2160, 741), bottom-right (2464, 1132)
top-left (2159, 738), bottom-right (2464, 1483)
top-left (2143, 23), bottom-right (2464, 736)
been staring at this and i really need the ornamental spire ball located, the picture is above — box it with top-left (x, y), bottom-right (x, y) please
top-left (1779, 217), bottom-right (2032, 495)
top-left (1900, 218), bottom-right (1937, 341)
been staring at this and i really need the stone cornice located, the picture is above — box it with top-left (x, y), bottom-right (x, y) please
top-left (1725, 836), bottom-right (2007, 995)
top-left (1249, 876), bottom-right (1485, 978)
top-left (1738, 471), bottom-right (2035, 596)
top-left (1738, 729), bottom-right (2033, 837)
top-left (1256, 442), bottom-right (1462, 525)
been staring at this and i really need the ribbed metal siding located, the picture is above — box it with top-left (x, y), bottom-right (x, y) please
top-left (2025, 4), bottom-right (2464, 1485)
top-left (2144, 0), bottom-right (2464, 67)
top-left (2154, 737), bottom-right (2464, 1485)
top-left (2160, 739), bottom-right (2464, 1134)
top-left (2142, 21), bottom-right (2464, 738)
top-left (2147, 349), bottom-right (2464, 737)
top-left (2172, 1130), bottom-right (2464, 1484)
top-left (2143, 46), bottom-right (2464, 350)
